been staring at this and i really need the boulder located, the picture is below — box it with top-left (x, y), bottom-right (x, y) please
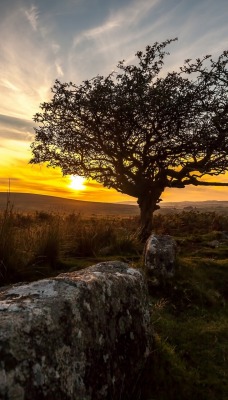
top-left (144, 234), bottom-right (177, 283)
top-left (0, 261), bottom-right (151, 400)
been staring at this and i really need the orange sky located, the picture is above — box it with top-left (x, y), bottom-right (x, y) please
top-left (1, 140), bottom-right (228, 204)
top-left (1, 81), bottom-right (228, 204)
top-left (0, 0), bottom-right (228, 204)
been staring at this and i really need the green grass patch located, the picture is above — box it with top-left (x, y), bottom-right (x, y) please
top-left (142, 249), bottom-right (228, 400)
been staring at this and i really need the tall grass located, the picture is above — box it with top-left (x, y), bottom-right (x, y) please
top-left (153, 210), bottom-right (228, 235)
top-left (0, 208), bottom-right (227, 286)
top-left (31, 217), bottom-right (62, 270)
top-left (64, 215), bottom-right (141, 257)
top-left (0, 211), bottom-right (142, 284)
top-left (0, 207), bottom-right (62, 283)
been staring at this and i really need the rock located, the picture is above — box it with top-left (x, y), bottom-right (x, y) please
top-left (144, 234), bottom-right (177, 283)
top-left (0, 261), bottom-right (151, 400)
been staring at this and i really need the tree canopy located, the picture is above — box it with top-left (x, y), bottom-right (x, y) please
top-left (31, 39), bottom-right (228, 240)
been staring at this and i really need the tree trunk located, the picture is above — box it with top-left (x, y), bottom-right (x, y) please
top-left (137, 194), bottom-right (159, 242)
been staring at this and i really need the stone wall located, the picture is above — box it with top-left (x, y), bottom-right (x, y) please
top-left (0, 261), bottom-right (151, 400)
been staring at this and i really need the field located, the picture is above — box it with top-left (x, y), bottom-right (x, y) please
top-left (0, 194), bottom-right (227, 399)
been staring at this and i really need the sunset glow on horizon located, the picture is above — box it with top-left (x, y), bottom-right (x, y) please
top-left (1, 0), bottom-right (228, 204)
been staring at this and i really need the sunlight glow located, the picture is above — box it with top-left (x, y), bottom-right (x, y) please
top-left (69, 175), bottom-right (85, 191)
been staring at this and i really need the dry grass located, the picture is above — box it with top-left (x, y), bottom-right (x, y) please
top-left (1, 207), bottom-right (228, 286)
top-left (0, 210), bottom-right (143, 285)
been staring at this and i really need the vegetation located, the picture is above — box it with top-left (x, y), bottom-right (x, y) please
top-left (141, 246), bottom-right (228, 400)
top-left (0, 207), bottom-right (227, 399)
top-left (0, 208), bottom-right (142, 284)
top-left (0, 206), bottom-right (227, 282)
top-left (30, 39), bottom-right (228, 239)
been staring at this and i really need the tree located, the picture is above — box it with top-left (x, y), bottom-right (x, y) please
top-left (30, 39), bottom-right (228, 241)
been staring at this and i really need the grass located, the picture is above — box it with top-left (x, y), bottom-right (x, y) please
top-left (0, 207), bottom-right (227, 399)
top-left (141, 231), bottom-right (228, 400)
top-left (0, 210), bottom-right (143, 284)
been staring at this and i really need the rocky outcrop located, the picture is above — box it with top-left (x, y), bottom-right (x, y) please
top-left (0, 261), bottom-right (151, 400)
top-left (144, 234), bottom-right (177, 284)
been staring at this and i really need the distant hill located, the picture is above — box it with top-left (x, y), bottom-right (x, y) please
top-left (157, 200), bottom-right (228, 215)
top-left (0, 192), bottom-right (227, 216)
top-left (160, 200), bottom-right (228, 208)
top-left (117, 199), bottom-right (228, 214)
top-left (117, 199), bottom-right (228, 207)
top-left (0, 192), bottom-right (139, 216)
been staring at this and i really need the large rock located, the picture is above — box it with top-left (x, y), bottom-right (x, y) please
top-left (144, 234), bottom-right (177, 283)
top-left (0, 261), bottom-right (151, 400)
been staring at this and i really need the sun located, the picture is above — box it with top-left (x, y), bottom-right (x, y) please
top-left (69, 175), bottom-right (85, 191)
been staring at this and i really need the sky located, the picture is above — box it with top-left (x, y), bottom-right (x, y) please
top-left (0, 0), bottom-right (228, 204)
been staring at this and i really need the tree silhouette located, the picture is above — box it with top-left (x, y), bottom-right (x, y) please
top-left (30, 39), bottom-right (228, 240)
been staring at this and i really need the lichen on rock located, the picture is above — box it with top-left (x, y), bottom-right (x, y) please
top-left (0, 261), bottom-right (151, 400)
top-left (144, 234), bottom-right (177, 284)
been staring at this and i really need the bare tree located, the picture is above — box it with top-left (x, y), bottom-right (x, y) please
top-left (30, 39), bottom-right (228, 240)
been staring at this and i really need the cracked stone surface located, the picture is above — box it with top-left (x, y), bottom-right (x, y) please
top-left (0, 261), bottom-right (151, 400)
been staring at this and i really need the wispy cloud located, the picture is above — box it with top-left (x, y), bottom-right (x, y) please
top-left (0, 5), bottom-right (63, 120)
top-left (68, 0), bottom-right (162, 81)
top-left (0, 114), bottom-right (34, 142)
top-left (71, 0), bottom-right (228, 81)
top-left (73, 0), bottom-right (160, 52)
top-left (55, 61), bottom-right (64, 77)
top-left (25, 4), bottom-right (39, 31)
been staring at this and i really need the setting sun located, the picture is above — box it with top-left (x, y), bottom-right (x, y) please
top-left (69, 176), bottom-right (85, 191)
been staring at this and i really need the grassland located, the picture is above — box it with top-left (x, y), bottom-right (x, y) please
top-left (141, 230), bottom-right (228, 400)
top-left (0, 197), bottom-right (227, 399)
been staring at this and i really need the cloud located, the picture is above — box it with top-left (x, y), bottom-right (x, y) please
top-left (0, 114), bottom-right (33, 128)
top-left (51, 42), bottom-right (60, 54)
top-left (74, 0), bottom-right (160, 46)
top-left (70, 0), bottom-right (227, 82)
top-left (71, 0), bottom-right (161, 75)
top-left (73, 20), bottom-right (120, 47)
top-left (0, 5), bottom-right (64, 120)
top-left (0, 114), bottom-right (34, 143)
top-left (55, 61), bottom-right (64, 77)
top-left (1, 79), bottom-right (20, 92)
top-left (25, 4), bottom-right (39, 31)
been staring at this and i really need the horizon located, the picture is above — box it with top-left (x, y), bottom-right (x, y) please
top-left (0, 0), bottom-right (228, 203)
top-left (0, 191), bottom-right (228, 206)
